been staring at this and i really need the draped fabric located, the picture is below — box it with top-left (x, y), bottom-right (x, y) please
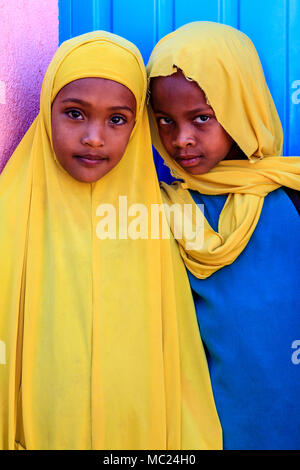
top-left (146, 21), bottom-right (300, 278)
top-left (188, 187), bottom-right (300, 449)
top-left (0, 31), bottom-right (221, 450)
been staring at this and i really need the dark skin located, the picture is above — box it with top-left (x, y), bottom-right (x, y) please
top-left (150, 70), bottom-right (246, 175)
top-left (51, 77), bottom-right (136, 183)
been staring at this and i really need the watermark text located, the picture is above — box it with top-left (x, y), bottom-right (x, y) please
top-left (96, 196), bottom-right (204, 250)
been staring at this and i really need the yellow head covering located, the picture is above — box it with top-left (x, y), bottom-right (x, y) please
top-left (147, 21), bottom-right (300, 278)
top-left (0, 31), bottom-right (221, 449)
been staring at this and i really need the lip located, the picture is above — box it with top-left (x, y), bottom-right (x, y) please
top-left (176, 155), bottom-right (203, 168)
top-left (74, 154), bottom-right (108, 167)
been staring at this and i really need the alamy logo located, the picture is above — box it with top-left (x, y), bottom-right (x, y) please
top-left (95, 196), bottom-right (204, 250)
top-left (291, 80), bottom-right (300, 104)
top-left (291, 340), bottom-right (300, 365)
top-left (0, 340), bottom-right (6, 365)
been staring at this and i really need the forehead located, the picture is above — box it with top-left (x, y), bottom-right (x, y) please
top-left (150, 71), bottom-right (209, 112)
top-left (54, 77), bottom-right (136, 110)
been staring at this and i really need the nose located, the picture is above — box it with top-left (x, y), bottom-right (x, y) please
top-left (81, 121), bottom-right (105, 147)
top-left (172, 124), bottom-right (196, 149)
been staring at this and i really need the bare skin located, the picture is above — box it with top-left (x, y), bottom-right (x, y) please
top-left (51, 77), bottom-right (136, 183)
top-left (150, 70), bottom-right (245, 175)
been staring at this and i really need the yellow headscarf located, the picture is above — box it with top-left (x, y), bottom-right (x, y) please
top-left (0, 31), bottom-right (221, 450)
top-left (147, 21), bottom-right (300, 278)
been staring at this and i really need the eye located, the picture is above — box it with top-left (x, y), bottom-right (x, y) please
top-left (194, 115), bottom-right (210, 124)
top-left (157, 117), bottom-right (174, 126)
top-left (110, 115), bottom-right (127, 125)
top-left (65, 109), bottom-right (84, 120)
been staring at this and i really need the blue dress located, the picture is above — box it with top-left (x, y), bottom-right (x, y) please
top-left (188, 188), bottom-right (300, 450)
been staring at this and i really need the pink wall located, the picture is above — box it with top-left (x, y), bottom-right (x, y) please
top-left (0, 0), bottom-right (58, 171)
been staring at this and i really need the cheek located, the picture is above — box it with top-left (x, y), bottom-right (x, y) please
top-left (51, 116), bottom-right (66, 155)
top-left (51, 129), bottom-right (61, 155)
top-left (52, 123), bottom-right (76, 158)
top-left (158, 128), bottom-right (172, 150)
top-left (211, 126), bottom-right (233, 156)
top-left (113, 127), bottom-right (135, 158)
top-left (220, 134), bottom-right (234, 155)
top-left (52, 131), bottom-right (66, 158)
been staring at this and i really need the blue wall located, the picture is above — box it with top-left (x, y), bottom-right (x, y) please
top-left (59, 0), bottom-right (300, 178)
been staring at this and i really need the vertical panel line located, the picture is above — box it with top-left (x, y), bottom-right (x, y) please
top-left (59, 0), bottom-right (73, 42)
top-left (110, 0), bottom-right (114, 32)
top-left (285, 0), bottom-right (290, 155)
top-left (237, 0), bottom-right (240, 30)
top-left (286, 0), bottom-right (291, 155)
top-left (172, 0), bottom-right (175, 30)
top-left (92, 0), bottom-right (100, 30)
top-left (70, 0), bottom-right (73, 38)
top-left (218, 0), bottom-right (223, 23)
top-left (154, 0), bottom-right (158, 44)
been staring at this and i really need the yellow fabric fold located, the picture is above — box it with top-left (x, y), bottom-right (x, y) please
top-left (147, 21), bottom-right (300, 278)
top-left (0, 31), bottom-right (221, 449)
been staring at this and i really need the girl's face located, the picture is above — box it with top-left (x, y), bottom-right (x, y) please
top-left (51, 77), bottom-right (136, 183)
top-left (150, 70), bottom-right (241, 175)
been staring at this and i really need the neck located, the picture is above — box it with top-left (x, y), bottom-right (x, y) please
top-left (224, 142), bottom-right (247, 160)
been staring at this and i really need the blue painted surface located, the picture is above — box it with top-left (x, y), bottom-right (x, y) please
top-left (58, 0), bottom-right (300, 179)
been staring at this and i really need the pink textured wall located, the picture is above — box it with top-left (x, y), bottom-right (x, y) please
top-left (0, 0), bottom-right (58, 171)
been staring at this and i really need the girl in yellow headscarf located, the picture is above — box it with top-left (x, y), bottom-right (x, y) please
top-left (147, 21), bottom-right (300, 450)
top-left (0, 31), bottom-right (221, 450)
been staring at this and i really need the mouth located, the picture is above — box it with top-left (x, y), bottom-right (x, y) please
top-left (175, 155), bottom-right (203, 168)
top-left (74, 154), bottom-right (109, 167)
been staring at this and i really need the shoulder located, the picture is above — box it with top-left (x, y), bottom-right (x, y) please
top-left (159, 180), bottom-right (193, 205)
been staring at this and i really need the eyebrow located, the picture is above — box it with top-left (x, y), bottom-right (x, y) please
top-left (62, 98), bottom-right (90, 105)
top-left (61, 98), bottom-right (135, 113)
top-left (109, 105), bottom-right (135, 114)
top-left (153, 106), bottom-right (212, 114)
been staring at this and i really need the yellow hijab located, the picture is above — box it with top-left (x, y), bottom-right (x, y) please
top-left (147, 21), bottom-right (300, 278)
top-left (0, 31), bottom-right (221, 450)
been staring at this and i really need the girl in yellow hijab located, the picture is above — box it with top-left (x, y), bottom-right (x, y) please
top-left (0, 30), bottom-right (221, 450)
top-left (147, 21), bottom-right (300, 449)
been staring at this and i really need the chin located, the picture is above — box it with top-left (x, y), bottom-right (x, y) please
top-left (183, 166), bottom-right (208, 175)
top-left (69, 171), bottom-right (104, 183)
